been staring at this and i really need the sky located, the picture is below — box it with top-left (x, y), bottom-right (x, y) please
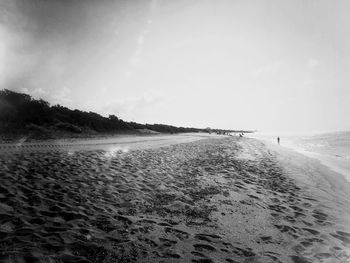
top-left (1, 0), bottom-right (350, 132)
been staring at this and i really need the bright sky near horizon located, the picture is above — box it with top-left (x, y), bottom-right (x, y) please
top-left (1, 0), bottom-right (350, 132)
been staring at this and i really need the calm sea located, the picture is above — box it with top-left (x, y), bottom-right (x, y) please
top-left (250, 131), bottom-right (350, 182)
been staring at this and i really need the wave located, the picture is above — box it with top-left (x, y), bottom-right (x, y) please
top-left (250, 131), bottom-right (350, 182)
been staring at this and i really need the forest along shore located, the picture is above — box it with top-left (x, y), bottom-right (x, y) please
top-left (0, 137), bottom-right (350, 262)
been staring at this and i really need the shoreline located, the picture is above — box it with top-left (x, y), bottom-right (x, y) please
top-left (259, 138), bottom-right (350, 201)
top-left (251, 135), bottom-right (350, 185)
top-left (288, 148), bottom-right (350, 183)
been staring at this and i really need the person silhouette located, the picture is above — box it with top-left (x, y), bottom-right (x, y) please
top-left (277, 137), bottom-right (280, 145)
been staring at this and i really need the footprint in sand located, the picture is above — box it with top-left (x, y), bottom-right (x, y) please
top-left (191, 250), bottom-right (205, 256)
top-left (263, 251), bottom-right (283, 262)
top-left (163, 251), bottom-right (181, 259)
top-left (300, 237), bottom-right (324, 248)
top-left (192, 258), bottom-right (215, 263)
top-left (193, 243), bottom-right (216, 252)
top-left (165, 227), bottom-right (190, 240)
top-left (284, 215), bottom-right (297, 223)
top-left (312, 210), bottom-right (329, 225)
top-left (231, 246), bottom-right (255, 257)
top-left (314, 253), bottom-right (333, 260)
top-left (336, 231), bottom-right (350, 237)
top-left (194, 233), bottom-right (222, 243)
top-left (268, 204), bottom-right (287, 213)
top-left (159, 237), bottom-right (177, 247)
top-left (331, 246), bottom-right (342, 251)
top-left (270, 197), bottom-right (280, 203)
top-left (303, 196), bottom-right (317, 202)
top-left (302, 202), bottom-right (312, 208)
top-left (275, 224), bottom-right (297, 234)
top-left (158, 222), bottom-right (173, 227)
top-left (330, 231), bottom-right (350, 244)
top-left (274, 224), bottom-right (300, 239)
top-left (290, 206), bottom-right (306, 217)
top-left (302, 228), bottom-right (320, 235)
top-left (247, 194), bottom-right (260, 200)
top-left (138, 237), bottom-right (158, 247)
top-left (259, 236), bottom-right (275, 244)
top-left (234, 182), bottom-right (247, 190)
top-left (137, 218), bottom-right (157, 224)
top-left (301, 220), bottom-right (313, 227)
top-left (289, 255), bottom-right (312, 263)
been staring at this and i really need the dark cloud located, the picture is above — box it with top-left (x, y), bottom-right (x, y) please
top-left (0, 0), bottom-right (138, 100)
top-left (13, 0), bottom-right (108, 40)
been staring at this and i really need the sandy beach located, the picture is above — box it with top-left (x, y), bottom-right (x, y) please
top-left (1, 135), bottom-right (350, 263)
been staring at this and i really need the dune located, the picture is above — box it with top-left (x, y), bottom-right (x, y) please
top-left (0, 135), bottom-right (349, 262)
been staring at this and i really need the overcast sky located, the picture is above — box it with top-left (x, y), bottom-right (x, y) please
top-left (1, 0), bottom-right (350, 132)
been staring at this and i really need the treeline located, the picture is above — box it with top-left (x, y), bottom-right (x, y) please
top-left (128, 122), bottom-right (202, 134)
top-left (0, 89), bottom-right (240, 139)
top-left (0, 89), bottom-right (131, 135)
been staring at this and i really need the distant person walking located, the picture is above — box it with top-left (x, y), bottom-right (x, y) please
top-left (277, 137), bottom-right (280, 145)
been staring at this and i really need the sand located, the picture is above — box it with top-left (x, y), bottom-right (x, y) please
top-left (0, 135), bottom-right (350, 262)
top-left (0, 133), bottom-right (221, 153)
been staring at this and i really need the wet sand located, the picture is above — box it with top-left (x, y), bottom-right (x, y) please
top-left (0, 136), bottom-right (350, 262)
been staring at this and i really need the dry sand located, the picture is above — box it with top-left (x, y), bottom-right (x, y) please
top-left (0, 135), bottom-right (350, 262)
top-left (0, 133), bottom-right (220, 153)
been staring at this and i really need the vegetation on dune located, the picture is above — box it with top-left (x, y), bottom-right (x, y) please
top-left (0, 89), bottom-right (249, 140)
top-left (0, 89), bottom-right (131, 138)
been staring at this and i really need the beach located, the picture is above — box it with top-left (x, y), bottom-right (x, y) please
top-left (0, 135), bottom-right (350, 262)
top-left (249, 132), bottom-right (350, 183)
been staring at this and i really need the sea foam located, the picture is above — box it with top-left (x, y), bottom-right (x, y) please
top-left (251, 131), bottom-right (350, 183)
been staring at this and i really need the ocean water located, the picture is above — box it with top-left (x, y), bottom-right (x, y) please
top-left (249, 131), bottom-right (350, 182)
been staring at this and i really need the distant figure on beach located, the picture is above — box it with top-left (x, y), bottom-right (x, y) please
top-left (277, 137), bottom-right (280, 145)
